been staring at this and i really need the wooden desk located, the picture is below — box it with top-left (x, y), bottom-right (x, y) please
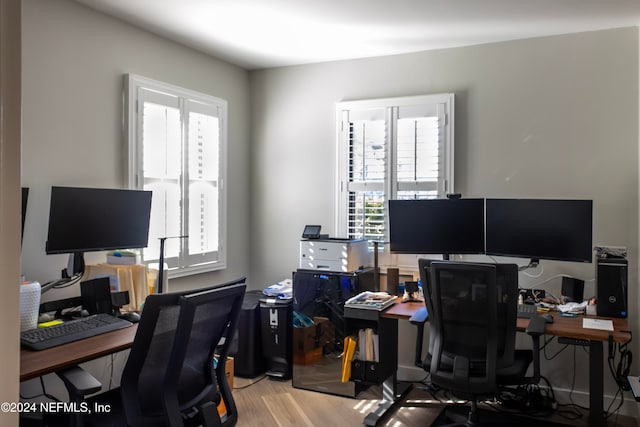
top-left (516, 312), bottom-right (630, 343)
top-left (381, 300), bottom-right (423, 320)
top-left (381, 301), bottom-right (631, 427)
top-left (517, 312), bottom-right (630, 427)
top-left (20, 324), bottom-right (138, 382)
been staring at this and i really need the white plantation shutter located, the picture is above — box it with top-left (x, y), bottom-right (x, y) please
top-left (139, 89), bottom-right (182, 264)
top-left (337, 94), bottom-right (454, 249)
top-left (396, 102), bottom-right (449, 198)
top-left (343, 109), bottom-right (388, 245)
top-left (127, 75), bottom-right (227, 277)
top-left (185, 101), bottom-right (222, 268)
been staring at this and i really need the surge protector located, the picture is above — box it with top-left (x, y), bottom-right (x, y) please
top-left (627, 376), bottom-right (640, 401)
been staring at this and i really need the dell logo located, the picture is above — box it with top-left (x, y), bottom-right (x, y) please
top-left (609, 296), bottom-right (617, 303)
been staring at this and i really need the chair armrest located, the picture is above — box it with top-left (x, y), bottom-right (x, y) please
top-left (525, 315), bottom-right (546, 337)
top-left (409, 307), bottom-right (428, 368)
top-left (409, 306), bottom-right (428, 324)
top-left (57, 366), bottom-right (102, 399)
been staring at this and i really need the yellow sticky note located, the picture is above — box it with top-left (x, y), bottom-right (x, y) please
top-left (38, 319), bottom-right (63, 328)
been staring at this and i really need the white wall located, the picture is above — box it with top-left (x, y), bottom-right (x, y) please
top-left (249, 27), bottom-right (639, 407)
top-left (21, 0), bottom-right (252, 294)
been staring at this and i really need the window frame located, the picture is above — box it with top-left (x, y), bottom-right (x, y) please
top-left (125, 74), bottom-right (228, 277)
top-left (335, 93), bottom-right (454, 268)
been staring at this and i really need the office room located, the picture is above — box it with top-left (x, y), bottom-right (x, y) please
top-left (1, 0), bottom-right (639, 425)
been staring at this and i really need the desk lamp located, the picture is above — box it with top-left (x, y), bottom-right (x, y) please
top-left (156, 235), bottom-right (188, 294)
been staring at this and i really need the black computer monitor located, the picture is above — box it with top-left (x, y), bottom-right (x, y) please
top-left (485, 198), bottom-right (593, 263)
top-left (46, 186), bottom-right (152, 276)
top-left (388, 198), bottom-right (485, 256)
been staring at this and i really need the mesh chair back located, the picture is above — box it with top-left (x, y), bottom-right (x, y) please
top-left (494, 263), bottom-right (518, 368)
top-left (428, 262), bottom-right (498, 395)
top-left (120, 277), bottom-right (246, 427)
top-left (419, 260), bottom-right (518, 370)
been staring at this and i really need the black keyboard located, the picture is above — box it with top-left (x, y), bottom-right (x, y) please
top-left (21, 313), bottom-right (133, 350)
top-left (517, 304), bottom-right (537, 318)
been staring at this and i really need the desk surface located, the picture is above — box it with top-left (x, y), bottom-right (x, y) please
top-left (516, 312), bottom-right (630, 343)
top-left (382, 299), bottom-right (631, 343)
top-left (20, 324), bottom-right (138, 382)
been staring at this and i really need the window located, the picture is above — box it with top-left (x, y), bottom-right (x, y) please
top-left (336, 94), bottom-right (454, 252)
top-left (126, 75), bottom-right (227, 277)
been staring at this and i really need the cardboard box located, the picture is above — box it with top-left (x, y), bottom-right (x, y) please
top-left (224, 356), bottom-right (234, 389)
top-left (293, 347), bottom-right (323, 365)
top-left (217, 356), bottom-right (234, 416)
top-left (293, 316), bottom-right (335, 353)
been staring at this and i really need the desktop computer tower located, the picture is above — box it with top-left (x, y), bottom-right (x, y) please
top-left (260, 297), bottom-right (293, 379)
top-left (231, 291), bottom-right (267, 378)
top-left (596, 257), bottom-right (628, 318)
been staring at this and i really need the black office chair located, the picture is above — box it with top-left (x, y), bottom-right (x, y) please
top-left (418, 260), bottom-right (544, 426)
top-left (51, 277), bottom-right (246, 427)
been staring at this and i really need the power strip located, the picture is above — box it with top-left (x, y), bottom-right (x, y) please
top-left (627, 376), bottom-right (640, 401)
top-left (558, 337), bottom-right (590, 346)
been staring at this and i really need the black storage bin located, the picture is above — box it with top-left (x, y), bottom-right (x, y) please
top-left (291, 268), bottom-right (376, 397)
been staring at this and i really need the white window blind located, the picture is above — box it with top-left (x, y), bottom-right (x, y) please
top-left (337, 94), bottom-right (454, 250)
top-left (345, 109), bottom-right (387, 243)
top-left (126, 75), bottom-right (227, 277)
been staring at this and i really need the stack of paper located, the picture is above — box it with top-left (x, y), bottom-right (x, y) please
top-left (583, 318), bottom-right (614, 331)
top-left (358, 328), bottom-right (379, 362)
top-left (345, 291), bottom-right (396, 311)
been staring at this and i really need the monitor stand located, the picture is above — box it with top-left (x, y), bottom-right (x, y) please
top-left (65, 252), bottom-right (85, 278)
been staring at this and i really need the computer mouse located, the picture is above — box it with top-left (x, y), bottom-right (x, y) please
top-left (119, 312), bottom-right (141, 323)
top-left (541, 313), bottom-right (554, 324)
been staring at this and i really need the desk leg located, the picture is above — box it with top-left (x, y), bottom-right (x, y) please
top-left (363, 373), bottom-right (412, 426)
top-left (589, 341), bottom-right (604, 427)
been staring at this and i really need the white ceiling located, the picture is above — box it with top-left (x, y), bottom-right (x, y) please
top-left (74, 0), bottom-right (640, 70)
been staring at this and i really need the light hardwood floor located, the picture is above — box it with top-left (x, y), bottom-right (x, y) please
top-left (231, 376), bottom-right (638, 427)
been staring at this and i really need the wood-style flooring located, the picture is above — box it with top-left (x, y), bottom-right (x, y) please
top-left (231, 375), bottom-right (638, 427)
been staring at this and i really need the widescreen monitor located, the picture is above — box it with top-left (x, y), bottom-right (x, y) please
top-left (46, 186), bottom-right (152, 255)
top-left (485, 198), bottom-right (593, 263)
top-left (388, 198), bottom-right (485, 255)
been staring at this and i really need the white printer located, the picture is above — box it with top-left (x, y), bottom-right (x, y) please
top-left (299, 238), bottom-right (371, 272)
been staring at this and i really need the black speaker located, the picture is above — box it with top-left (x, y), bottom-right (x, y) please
top-left (387, 268), bottom-right (399, 295)
top-left (561, 277), bottom-right (585, 303)
top-left (81, 277), bottom-right (113, 315)
top-left (596, 258), bottom-right (627, 318)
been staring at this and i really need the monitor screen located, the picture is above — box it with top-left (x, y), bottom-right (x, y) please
top-left (485, 198), bottom-right (593, 263)
top-left (388, 198), bottom-right (485, 255)
top-left (46, 186), bottom-right (152, 255)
